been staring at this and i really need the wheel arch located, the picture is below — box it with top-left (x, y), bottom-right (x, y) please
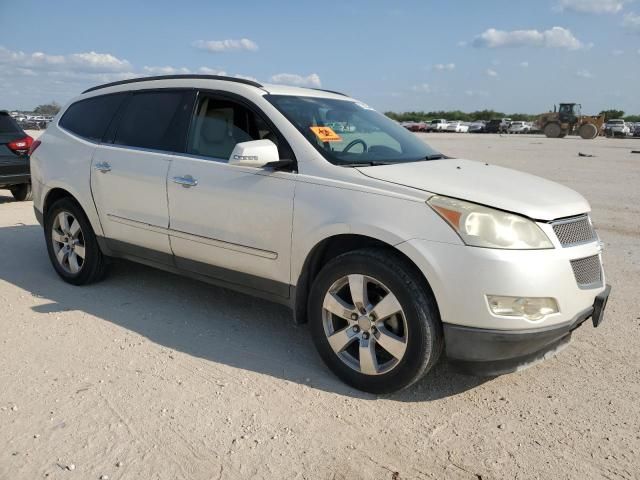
top-left (293, 233), bottom-right (439, 325)
top-left (42, 185), bottom-right (104, 237)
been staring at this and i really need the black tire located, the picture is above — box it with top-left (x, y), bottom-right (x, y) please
top-left (544, 123), bottom-right (562, 138)
top-left (579, 123), bottom-right (598, 140)
top-left (10, 183), bottom-right (33, 201)
top-left (308, 248), bottom-right (443, 394)
top-left (44, 197), bottom-right (108, 285)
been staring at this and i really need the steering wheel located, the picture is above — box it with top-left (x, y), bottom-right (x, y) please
top-left (342, 139), bottom-right (368, 155)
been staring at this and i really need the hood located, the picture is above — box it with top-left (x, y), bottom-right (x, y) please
top-left (357, 159), bottom-right (590, 221)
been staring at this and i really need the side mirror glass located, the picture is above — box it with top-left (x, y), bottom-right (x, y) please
top-left (228, 139), bottom-right (279, 168)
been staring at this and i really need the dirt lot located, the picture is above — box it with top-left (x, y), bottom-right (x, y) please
top-left (1, 133), bottom-right (639, 479)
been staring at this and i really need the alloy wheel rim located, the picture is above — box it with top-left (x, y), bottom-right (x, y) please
top-left (322, 274), bottom-right (408, 376)
top-left (51, 211), bottom-right (85, 274)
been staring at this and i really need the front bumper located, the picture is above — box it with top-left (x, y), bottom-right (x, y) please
top-left (444, 285), bottom-right (610, 375)
top-left (396, 237), bottom-right (607, 331)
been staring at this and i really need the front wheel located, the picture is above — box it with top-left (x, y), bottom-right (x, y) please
top-left (579, 123), bottom-right (598, 140)
top-left (544, 123), bottom-right (562, 138)
top-left (308, 249), bottom-right (443, 394)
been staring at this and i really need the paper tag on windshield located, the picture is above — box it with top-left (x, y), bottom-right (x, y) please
top-left (310, 126), bottom-right (342, 142)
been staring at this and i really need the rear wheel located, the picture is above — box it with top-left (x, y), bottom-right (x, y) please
top-left (308, 249), bottom-right (443, 394)
top-left (44, 198), bottom-right (108, 285)
top-left (544, 123), bottom-right (562, 138)
top-left (10, 183), bottom-right (33, 201)
top-left (579, 123), bottom-right (598, 140)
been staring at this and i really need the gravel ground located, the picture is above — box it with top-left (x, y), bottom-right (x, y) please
top-left (1, 133), bottom-right (639, 479)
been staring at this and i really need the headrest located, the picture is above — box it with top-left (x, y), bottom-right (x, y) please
top-left (201, 110), bottom-right (231, 144)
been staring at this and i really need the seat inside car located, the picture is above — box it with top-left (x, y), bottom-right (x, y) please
top-left (191, 102), bottom-right (252, 159)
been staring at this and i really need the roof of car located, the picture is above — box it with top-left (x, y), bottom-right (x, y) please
top-left (81, 74), bottom-right (349, 100)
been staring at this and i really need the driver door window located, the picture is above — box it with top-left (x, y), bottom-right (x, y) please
top-left (187, 96), bottom-right (279, 161)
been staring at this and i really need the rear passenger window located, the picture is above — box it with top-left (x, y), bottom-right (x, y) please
top-left (114, 91), bottom-right (189, 151)
top-left (59, 93), bottom-right (126, 142)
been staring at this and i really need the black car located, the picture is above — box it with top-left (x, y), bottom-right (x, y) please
top-left (485, 118), bottom-right (510, 134)
top-left (0, 111), bottom-right (34, 201)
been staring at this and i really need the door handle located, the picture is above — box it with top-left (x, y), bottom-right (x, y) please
top-left (95, 161), bottom-right (111, 173)
top-left (172, 175), bottom-right (198, 188)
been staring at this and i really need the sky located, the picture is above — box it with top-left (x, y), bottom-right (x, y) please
top-left (1, 0), bottom-right (639, 114)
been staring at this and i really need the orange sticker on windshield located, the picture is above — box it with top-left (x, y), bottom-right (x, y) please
top-left (310, 126), bottom-right (342, 142)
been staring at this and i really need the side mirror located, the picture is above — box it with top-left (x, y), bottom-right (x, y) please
top-left (228, 139), bottom-right (279, 168)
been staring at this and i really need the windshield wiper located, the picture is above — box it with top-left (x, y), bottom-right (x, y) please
top-left (424, 154), bottom-right (446, 160)
top-left (340, 161), bottom-right (392, 167)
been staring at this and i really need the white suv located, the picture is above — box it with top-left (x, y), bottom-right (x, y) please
top-left (30, 75), bottom-right (610, 393)
top-left (605, 119), bottom-right (630, 137)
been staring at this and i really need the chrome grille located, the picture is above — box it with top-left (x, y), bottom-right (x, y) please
top-left (552, 215), bottom-right (596, 247)
top-left (570, 255), bottom-right (602, 288)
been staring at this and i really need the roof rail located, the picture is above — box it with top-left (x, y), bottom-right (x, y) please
top-left (310, 88), bottom-right (348, 97)
top-left (82, 74), bottom-right (264, 94)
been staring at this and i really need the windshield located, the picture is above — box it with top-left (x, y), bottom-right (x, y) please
top-left (265, 95), bottom-right (442, 165)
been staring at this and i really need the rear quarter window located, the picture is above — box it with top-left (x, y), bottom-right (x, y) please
top-left (59, 93), bottom-right (127, 142)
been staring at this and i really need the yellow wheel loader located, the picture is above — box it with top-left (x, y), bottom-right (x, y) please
top-left (537, 103), bottom-right (605, 139)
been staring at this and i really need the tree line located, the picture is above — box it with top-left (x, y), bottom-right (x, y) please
top-left (18, 102), bottom-right (640, 124)
top-left (385, 109), bottom-right (640, 123)
top-left (33, 102), bottom-right (61, 115)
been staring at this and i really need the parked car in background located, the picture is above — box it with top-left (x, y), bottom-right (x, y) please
top-left (326, 121), bottom-right (357, 133)
top-left (468, 121), bottom-right (486, 133)
top-left (605, 119), bottom-right (630, 137)
top-left (0, 110), bottom-right (34, 201)
top-left (485, 118), bottom-right (511, 134)
top-left (508, 121), bottom-right (531, 134)
top-left (528, 122), bottom-right (541, 134)
top-left (428, 119), bottom-right (448, 132)
top-left (407, 121), bottom-right (428, 132)
top-left (19, 119), bottom-right (45, 130)
top-left (30, 74), bottom-right (610, 393)
top-left (446, 121), bottom-right (469, 133)
top-left (632, 123), bottom-right (640, 137)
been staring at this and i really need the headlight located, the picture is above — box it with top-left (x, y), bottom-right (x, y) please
top-left (427, 195), bottom-right (552, 249)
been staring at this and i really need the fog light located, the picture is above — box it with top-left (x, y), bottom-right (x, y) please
top-left (487, 296), bottom-right (559, 321)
